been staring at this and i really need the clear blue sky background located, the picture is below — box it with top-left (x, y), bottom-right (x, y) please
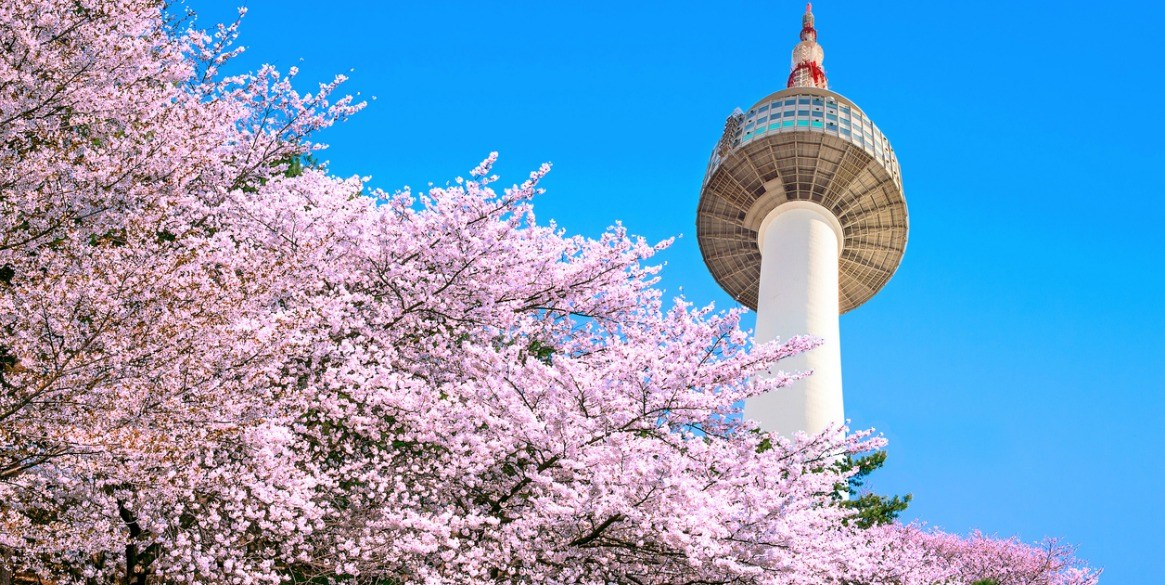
top-left (185, 1), bottom-right (1164, 581)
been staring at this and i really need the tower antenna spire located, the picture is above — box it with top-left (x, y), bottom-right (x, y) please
top-left (788, 2), bottom-right (828, 89)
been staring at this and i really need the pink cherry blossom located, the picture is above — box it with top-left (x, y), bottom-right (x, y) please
top-left (0, 2), bottom-right (1098, 584)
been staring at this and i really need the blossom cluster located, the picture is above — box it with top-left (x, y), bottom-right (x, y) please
top-left (0, 1), bottom-right (1097, 583)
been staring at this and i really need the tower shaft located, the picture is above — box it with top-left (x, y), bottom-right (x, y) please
top-left (746, 203), bottom-right (844, 436)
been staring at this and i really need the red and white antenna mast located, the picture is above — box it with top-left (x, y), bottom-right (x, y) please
top-left (787, 3), bottom-right (828, 89)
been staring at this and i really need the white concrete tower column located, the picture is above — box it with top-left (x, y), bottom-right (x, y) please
top-left (744, 201), bottom-right (845, 436)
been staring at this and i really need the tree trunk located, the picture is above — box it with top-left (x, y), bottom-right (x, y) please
top-left (117, 502), bottom-right (149, 585)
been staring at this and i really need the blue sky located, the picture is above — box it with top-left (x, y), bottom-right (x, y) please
top-left (186, 1), bottom-right (1164, 580)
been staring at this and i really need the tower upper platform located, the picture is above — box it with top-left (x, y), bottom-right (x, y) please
top-left (696, 6), bottom-right (908, 314)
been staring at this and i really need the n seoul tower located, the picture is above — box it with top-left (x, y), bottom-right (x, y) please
top-left (696, 3), bottom-right (908, 436)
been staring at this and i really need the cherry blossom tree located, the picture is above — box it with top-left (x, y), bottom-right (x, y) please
top-left (1, 0), bottom-right (358, 581)
top-left (0, 1), bottom-right (1099, 584)
top-left (860, 526), bottom-right (1099, 585)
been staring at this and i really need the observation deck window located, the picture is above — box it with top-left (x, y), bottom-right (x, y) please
top-left (715, 96), bottom-right (898, 191)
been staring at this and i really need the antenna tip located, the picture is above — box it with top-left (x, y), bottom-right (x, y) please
top-left (806, 2), bottom-right (812, 12)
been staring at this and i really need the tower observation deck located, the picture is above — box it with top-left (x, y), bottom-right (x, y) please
top-left (696, 3), bottom-right (908, 436)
